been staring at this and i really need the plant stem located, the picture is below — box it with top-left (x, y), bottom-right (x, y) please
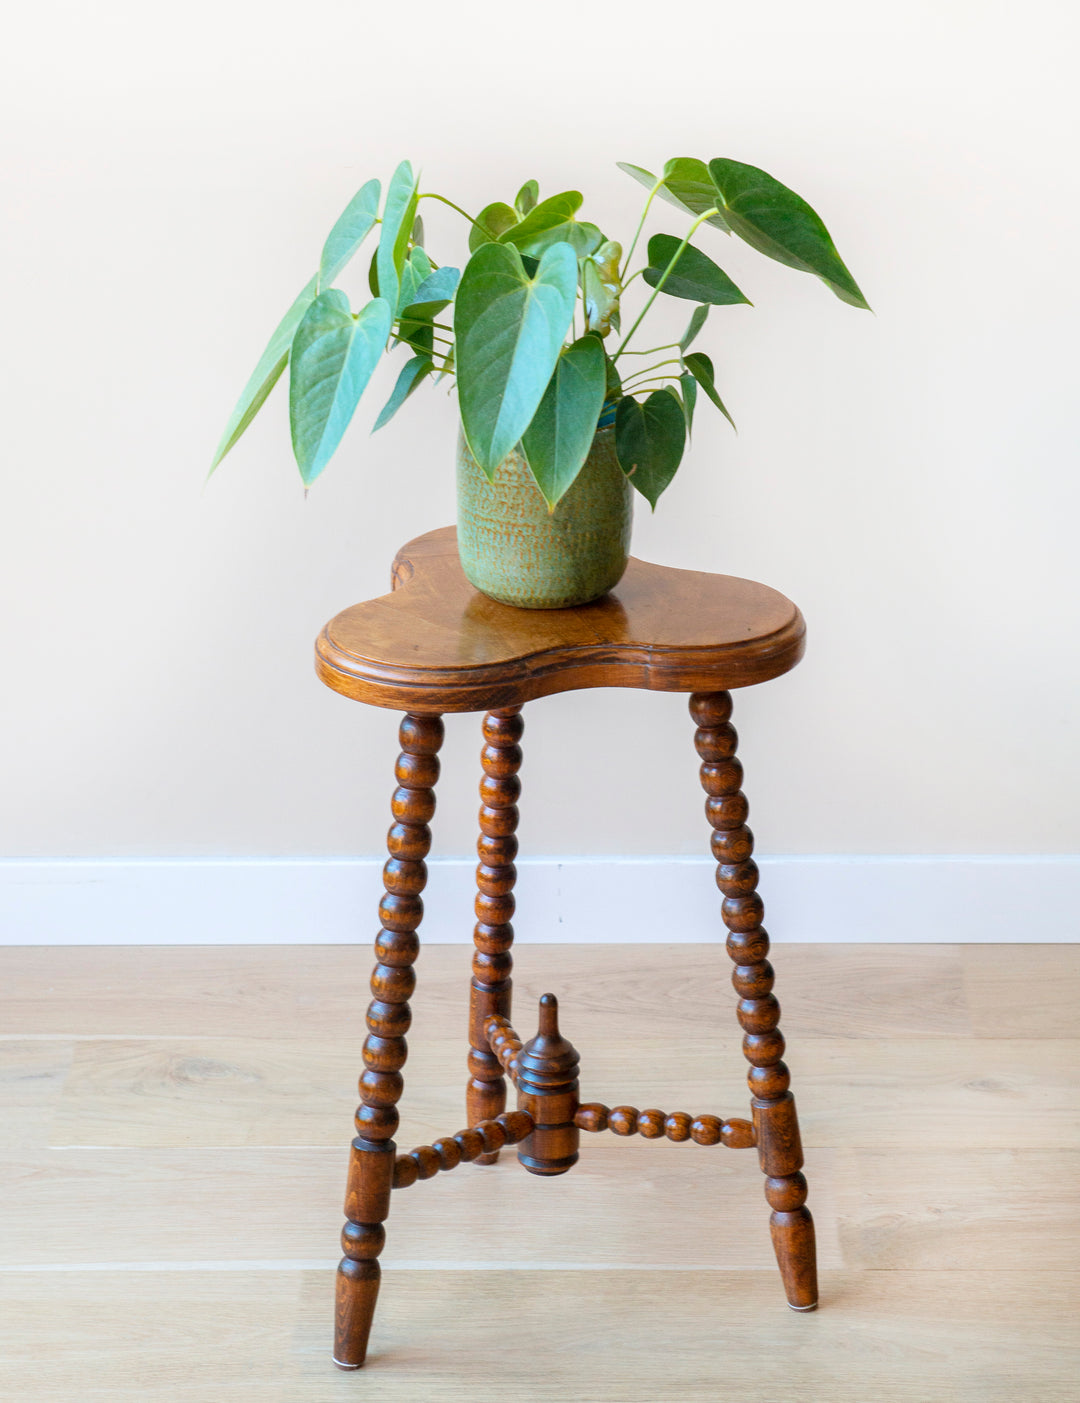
top-left (393, 330), bottom-right (453, 352)
top-left (621, 359), bottom-right (684, 392)
top-left (618, 342), bottom-right (681, 356)
top-left (621, 377), bottom-right (680, 396)
top-left (613, 207), bottom-right (719, 362)
top-left (620, 178), bottom-right (664, 281)
top-left (419, 192), bottom-right (485, 233)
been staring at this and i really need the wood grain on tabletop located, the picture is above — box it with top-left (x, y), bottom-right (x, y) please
top-left (315, 526), bottom-right (806, 711)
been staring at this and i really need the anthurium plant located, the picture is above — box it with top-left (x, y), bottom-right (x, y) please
top-left (212, 157), bottom-right (868, 509)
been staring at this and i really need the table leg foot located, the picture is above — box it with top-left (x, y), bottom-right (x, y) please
top-left (334, 1259), bottom-right (380, 1369)
top-left (766, 1176), bottom-right (819, 1310)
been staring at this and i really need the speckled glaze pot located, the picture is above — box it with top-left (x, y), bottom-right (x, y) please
top-left (456, 426), bottom-right (633, 609)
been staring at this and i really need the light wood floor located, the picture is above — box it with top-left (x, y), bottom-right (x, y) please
top-left (2, 943), bottom-right (1078, 1401)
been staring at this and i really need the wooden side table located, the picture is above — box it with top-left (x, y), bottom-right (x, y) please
top-left (315, 526), bottom-right (815, 1369)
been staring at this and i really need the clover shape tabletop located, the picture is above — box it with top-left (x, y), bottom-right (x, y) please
top-left (315, 526), bottom-right (805, 713)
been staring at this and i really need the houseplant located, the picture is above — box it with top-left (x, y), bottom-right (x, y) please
top-left (212, 156), bottom-right (868, 607)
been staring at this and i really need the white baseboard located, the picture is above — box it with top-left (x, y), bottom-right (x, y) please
top-left (1, 856), bottom-right (1077, 945)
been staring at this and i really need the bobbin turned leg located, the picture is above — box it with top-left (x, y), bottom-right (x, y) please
top-left (691, 692), bottom-right (818, 1312)
top-left (333, 712), bottom-right (444, 1369)
top-left (467, 707), bottom-right (523, 1165)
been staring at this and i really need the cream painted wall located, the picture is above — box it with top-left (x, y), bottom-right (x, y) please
top-left (1, 0), bottom-right (1077, 866)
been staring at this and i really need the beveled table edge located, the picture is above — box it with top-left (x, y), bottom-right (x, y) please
top-left (315, 530), bottom-right (806, 712)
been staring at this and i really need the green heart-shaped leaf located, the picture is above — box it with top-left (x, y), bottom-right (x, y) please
top-left (373, 355), bottom-right (434, 433)
top-left (210, 273), bottom-right (318, 473)
top-left (582, 240), bottom-right (622, 337)
top-left (318, 179), bottom-right (380, 291)
top-left (617, 159), bottom-right (729, 231)
top-left (396, 265), bottom-right (459, 357)
top-left (614, 390), bottom-right (686, 509)
top-left (661, 158), bottom-right (731, 232)
top-left (679, 372), bottom-right (697, 437)
top-left (500, 190), bottom-right (579, 235)
top-left (395, 264), bottom-right (456, 359)
top-left (520, 220), bottom-right (604, 258)
top-left (469, 201), bottom-right (520, 253)
top-left (603, 350), bottom-right (622, 404)
top-left (395, 247), bottom-right (434, 317)
top-left (708, 158), bottom-right (869, 310)
top-left (454, 241), bottom-right (578, 474)
top-left (683, 351), bottom-right (736, 431)
top-left (403, 265), bottom-right (460, 320)
top-left (679, 304), bottom-right (710, 351)
top-left (376, 161), bottom-right (419, 314)
top-left (617, 162), bottom-right (662, 194)
top-left (500, 191), bottom-right (603, 258)
top-left (289, 291), bottom-right (392, 485)
top-left (643, 235), bottom-right (750, 305)
top-left (515, 179), bottom-right (539, 217)
top-left (521, 335), bottom-right (607, 508)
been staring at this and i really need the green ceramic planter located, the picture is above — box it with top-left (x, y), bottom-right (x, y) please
top-left (456, 426), bottom-right (633, 609)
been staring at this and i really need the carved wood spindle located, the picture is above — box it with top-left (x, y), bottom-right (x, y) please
top-left (333, 712), bottom-right (444, 1370)
top-left (483, 1013), bottom-right (524, 1084)
top-left (515, 994), bottom-right (581, 1176)
top-left (392, 1110), bottom-right (535, 1188)
top-left (690, 691), bottom-right (818, 1312)
top-left (467, 707), bottom-right (524, 1164)
top-left (574, 1103), bottom-right (756, 1147)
